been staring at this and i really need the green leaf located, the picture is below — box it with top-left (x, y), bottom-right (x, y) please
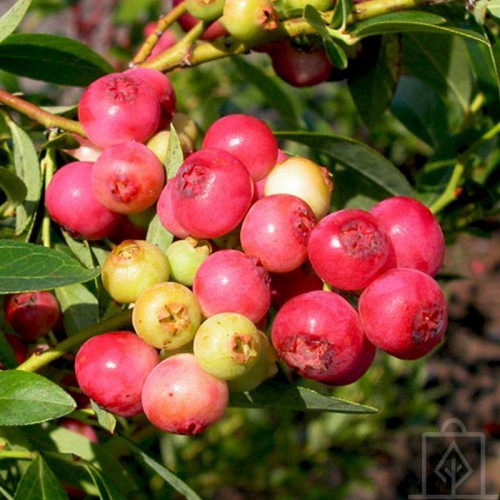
top-left (275, 130), bottom-right (414, 198)
top-left (55, 283), bottom-right (99, 337)
top-left (348, 34), bottom-right (401, 129)
top-left (0, 166), bottom-right (27, 206)
top-left (349, 10), bottom-right (488, 44)
top-left (83, 464), bottom-right (124, 500)
top-left (13, 454), bottom-right (68, 500)
top-left (472, 0), bottom-right (489, 24)
top-left (323, 38), bottom-right (348, 70)
top-left (0, 0), bottom-right (32, 44)
top-left (146, 214), bottom-right (174, 252)
top-left (0, 240), bottom-right (101, 294)
top-left (90, 400), bottom-right (117, 434)
top-left (489, 0), bottom-right (500, 18)
top-left (165, 124), bottom-right (184, 179)
top-left (230, 56), bottom-right (303, 129)
top-left (229, 379), bottom-right (378, 413)
top-left (0, 370), bottom-right (76, 426)
top-left (0, 33), bottom-right (114, 86)
top-left (466, 35), bottom-right (500, 101)
top-left (391, 75), bottom-right (449, 148)
top-left (330, 0), bottom-right (353, 29)
top-left (303, 5), bottom-right (349, 69)
top-left (402, 33), bottom-right (472, 119)
top-left (120, 435), bottom-right (203, 500)
top-left (6, 118), bottom-right (41, 237)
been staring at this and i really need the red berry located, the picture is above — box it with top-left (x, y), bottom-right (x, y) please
top-left (240, 193), bottom-right (317, 273)
top-left (370, 196), bottom-right (445, 276)
top-left (78, 72), bottom-right (161, 148)
top-left (75, 331), bottom-right (159, 417)
top-left (125, 67), bottom-right (176, 128)
top-left (91, 141), bottom-right (165, 214)
top-left (193, 249), bottom-right (271, 324)
top-left (4, 291), bottom-right (60, 341)
top-left (267, 39), bottom-right (333, 87)
top-left (141, 353), bottom-right (228, 435)
top-left (170, 149), bottom-right (254, 239)
top-left (271, 290), bottom-right (375, 385)
top-left (270, 261), bottom-right (323, 309)
top-left (307, 208), bottom-right (395, 290)
top-left (358, 267), bottom-right (448, 360)
top-left (202, 114), bottom-right (279, 181)
top-left (156, 180), bottom-right (190, 239)
top-left (46, 161), bottom-right (124, 240)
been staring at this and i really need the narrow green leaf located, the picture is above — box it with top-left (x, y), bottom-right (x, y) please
top-left (0, 33), bottom-right (114, 86)
top-left (90, 400), bottom-right (117, 434)
top-left (84, 464), bottom-right (123, 500)
top-left (0, 0), bottom-right (32, 44)
top-left (120, 435), bottom-right (203, 500)
top-left (350, 10), bottom-right (446, 37)
top-left (348, 34), bottom-right (401, 129)
top-left (230, 56), bottom-right (302, 129)
top-left (466, 35), bottom-right (500, 101)
top-left (59, 230), bottom-right (96, 270)
top-left (303, 4), bottom-right (349, 69)
top-left (0, 166), bottom-right (27, 206)
top-left (55, 283), bottom-right (99, 336)
top-left (165, 124), bottom-right (184, 179)
top-left (146, 214), bottom-right (174, 252)
top-left (0, 370), bottom-right (76, 426)
top-left (275, 130), bottom-right (414, 197)
top-left (323, 38), bottom-right (348, 69)
top-left (391, 75), bottom-right (449, 148)
top-left (14, 454), bottom-right (68, 500)
top-left (350, 10), bottom-right (488, 45)
top-left (0, 240), bottom-right (101, 293)
top-left (6, 119), bottom-right (41, 237)
top-left (229, 379), bottom-right (378, 413)
top-left (330, 0), bottom-right (353, 29)
top-left (403, 33), bottom-right (472, 118)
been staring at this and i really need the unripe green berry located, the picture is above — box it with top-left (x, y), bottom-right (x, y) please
top-left (132, 282), bottom-right (202, 350)
top-left (221, 0), bottom-right (279, 44)
top-left (102, 240), bottom-right (170, 304)
top-left (166, 237), bottom-right (212, 286)
top-left (185, 0), bottom-right (225, 21)
top-left (193, 312), bottom-right (261, 380)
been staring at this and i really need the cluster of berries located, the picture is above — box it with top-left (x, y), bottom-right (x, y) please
top-left (3, 68), bottom-right (448, 436)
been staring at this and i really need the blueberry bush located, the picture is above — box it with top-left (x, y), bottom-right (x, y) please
top-left (0, 0), bottom-right (498, 498)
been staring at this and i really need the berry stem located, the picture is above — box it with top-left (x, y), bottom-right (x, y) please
top-left (131, 2), bottom-right (188, 65)
top-left (141, 0), bottom-right (434, 72)
top-left (16, 309), bottom-right (133, 373)
top-left (0, 450), bottom-right (37, 460)
top-left (0, 89), bottom-right (85, 136)
top-left (40, 131), bottom-right (60, 249)
top-left (430, 120), bottom-right (500, 214)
